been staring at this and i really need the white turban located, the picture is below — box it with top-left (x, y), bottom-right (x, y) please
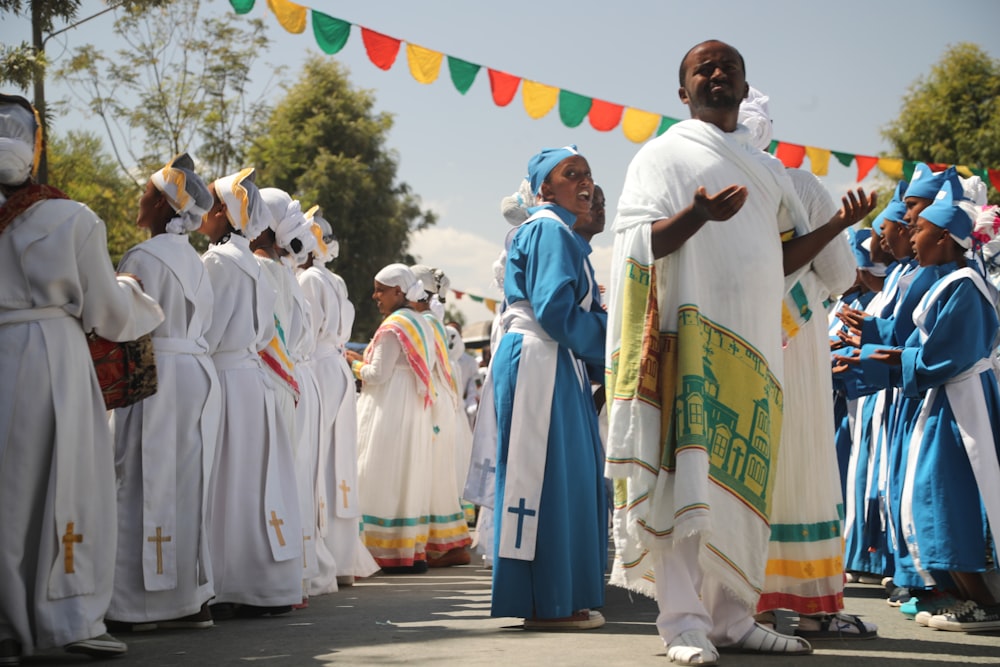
top-left (375, 263), bottom-right (425, 302)
top-left (259, 187), bottom-right (314, 257)
top-left (151, 153), bottom-right (212, 234)
top-left (214, 167), bottom-right (272, 241)
top-left (305, 205), bottom-right (337, 264)
top-left (737, 85), bottom-right (773, 152)
top-left (446, 324), bottom-right (465, 363)
top-left (0, 97), bottom-right (40, 186)
top-left (500, 178), bottom-right (536, 226)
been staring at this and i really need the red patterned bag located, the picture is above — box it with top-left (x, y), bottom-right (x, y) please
top-left (86, 332), bottom-right (158, 409)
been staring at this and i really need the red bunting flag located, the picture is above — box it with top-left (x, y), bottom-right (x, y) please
top-left (361, 28), bottom-right (401, 71)
top-left (854, 156), bottom-right (879, 182)
top-left (487, 69), bottom-right (520, 107)
top-left (990, 169), bottom-right (1000, 192)
top-left (588, 99), bottom-right (624, 132)
top-left (452, 290), bottom-right (464, 299)
top-left (775, 142), bottom-right (806, 168)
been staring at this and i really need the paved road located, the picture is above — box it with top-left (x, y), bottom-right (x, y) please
top-left (25, 563), bottom-right (1000, 666)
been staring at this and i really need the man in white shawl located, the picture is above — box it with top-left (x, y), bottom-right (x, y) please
top-left (605, 41), bottom-right (875, 665)
top-left (0, 94), bottom-right (163, 663)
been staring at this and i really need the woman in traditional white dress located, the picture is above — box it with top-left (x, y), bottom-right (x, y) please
top-left (345, 264), bottom-right (435, 573)
top-left (410, 265), bottom-right (473, 567)
top-left (106, 154), bottom-right (221, 632)
top-left (199, 169), bottom-right (303, 615)
top-left (298, 209), bottom-right (378, 592)
top-left (0, 94), bottom-right (163, 663)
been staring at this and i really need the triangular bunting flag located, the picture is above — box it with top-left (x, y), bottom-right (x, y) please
top-left (267, 0), bottom-right (307, 33)
top-left (767, 139), bottom-right (778, 154)
top-left (452, 290), bottom-right (464, 299)
top-left (804, 146), bottom-right (830, 176)
top-left (406, 43), bottom-right (443, 84)
top-left (484, 298), bottom-right (498, 312)
top-left (775, 142), bottom-right (805, 168)
top-left (956, 165), bottom-right (973, 178)
top-left (902, 160), bottom-right (918, 182)
top-left (559, 90), bottom-right (591, 128)
top-left (487, 69), bottom-right (520, 107)
top-left (854, 156), bottom-right (878, 182)
top-left (588, 99), bottom-right (624, 132)
top-left (621, 108), bottom-right (660, 143)
top-left (656, 116), bottom-right (678, 137)
top-left (522, 80), bottom-right (558, 119)
top-left (311, 12), bottom-right (350, 54)
top-left (832, 151), bottom-right (854, 168)
top-left (447, 56), bottom-right (480, 95)
top-left (230, 0), bottom-right (255, 14)
top-left (877, 158), bottom-right (904, 180)
top-left (361, 28), bottom-right (401, 71)
top-left (989, 169), bottom-right (1000, 192)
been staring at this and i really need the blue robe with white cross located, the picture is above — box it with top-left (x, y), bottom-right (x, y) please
top-left (490, 204), bottom-right (608, 619)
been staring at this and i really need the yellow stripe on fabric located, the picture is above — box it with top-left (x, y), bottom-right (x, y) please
top-left (267, 337), bottom-right (294, 369)
top-left (427, 525), bottom-right (471, 539)
top-left (406, 43), bottom-right (443, 84)
top-left (765, 556), bottom-right (844, 579)
top-left (522, 80), bottom-right (558, 119)
top-left (267, 0), bottom-right (307, 33)
top-left (622, 108), bottom-right (660, 143)
top-left (805, 146), bottom-right (831, 176)
top-left (363, 534), bottom-right (429, 549)
top-left (877, 158), bottom-right (904, 180)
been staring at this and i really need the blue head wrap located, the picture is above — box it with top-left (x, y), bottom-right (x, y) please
top-left (871, 180), bottom-right (908, 235)
top-left (904, 163), bottom-right (955, 200)
top-left (919, 180), bottom-right (974, 249)
top-left (849, 228), bottom-right (873, 268)
top-left (527, 145), bottom-right (579, 196)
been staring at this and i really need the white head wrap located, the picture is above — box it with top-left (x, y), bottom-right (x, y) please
top-left (737, 85), bottom-right (773, 152)
top-left (446, 324), bottom-right (465, 363)
top-left (0, 97), bottom-right (40, 186)
top-left (213, 167), bottom-right (272, 241)
top-left (259, 187), bottom-right (314, 260)
top-left (305, 205), bottom-right (337, 264)
top-left (150, 153), bottom-right (212, 234)
top-left (410, 263), bottom-right (450, 318)
top-left (375, 263), bottom-right (425, 302)
top-left (500, 178), bottom-right (536, 226)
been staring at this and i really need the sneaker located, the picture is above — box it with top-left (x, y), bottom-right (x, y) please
top-left (886, 587), bottom-right (912, 606)
top-left (901, 591), bottom-right (961, 620)
top-left (64, 633), bottom-right (128, 658)
top-left (0, 638), bottom-right (22, 666)
top-left (158, 603), bottom-right (214, 629)
top-left (928, 600), bottom-right (1000, 632)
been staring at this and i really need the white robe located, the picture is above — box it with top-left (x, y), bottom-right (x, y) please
top-left (0, 197), bottom-right (163, 654)
top-left (298, 266), bottom-right (377, 593)
top-left (202, 236), bottom-right (302, 607)
top-left (108, 232), bottom-right (221, 623)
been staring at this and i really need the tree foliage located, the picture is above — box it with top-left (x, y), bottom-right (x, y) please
top-left (46, 129), bottom-right (147, 265)
top-left (882, 42), bottom-right (1000, 202)
top-left (250, 56), bottom-right (437, 340)
top-left (53, 0), bottom-right (275, 183)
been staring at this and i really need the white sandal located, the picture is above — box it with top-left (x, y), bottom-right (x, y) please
top-left (729, 622), bottom-right (812, 655)
top-left (666, 630), bottom-right (719, 666)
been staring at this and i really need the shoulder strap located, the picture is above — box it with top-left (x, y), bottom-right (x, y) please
top-left (0, 184), bottom-right (69, 235)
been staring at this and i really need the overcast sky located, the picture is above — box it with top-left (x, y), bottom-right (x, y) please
top-left (3, 0), bottom-right (999, 325)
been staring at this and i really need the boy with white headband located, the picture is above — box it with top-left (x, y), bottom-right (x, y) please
top-left (106, 153), bottom-right (222, 634)
top-left (0, 93), bottom-right (163, 664)
top-left (199, 169), bottom-right (303, 617)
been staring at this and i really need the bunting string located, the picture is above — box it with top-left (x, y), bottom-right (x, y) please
top-left (233, 0), bottom-right (1000, 190)
top-left (449, 288), bottom-right (498, 314)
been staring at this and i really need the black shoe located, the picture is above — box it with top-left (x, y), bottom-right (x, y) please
top-left (235, 605), bottom-right (293, 618)
top-left (0, 638), bottom-right (22, 667)
top-left (886, 586), bottom-right (912, 607)
top-left (158, 602), bottom-right (214, 629)
top-left (382, 560), bottom-right (429, 575)
top-left (104, 619), bottom-right (158, 633)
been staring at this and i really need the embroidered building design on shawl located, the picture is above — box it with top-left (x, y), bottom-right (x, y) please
top-left (366, 309), bottom-right (434, 406)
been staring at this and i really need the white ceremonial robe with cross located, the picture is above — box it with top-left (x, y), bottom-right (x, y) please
top-left (0, 197), bottom-right (163, 654)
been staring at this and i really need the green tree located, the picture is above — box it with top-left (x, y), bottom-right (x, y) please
top-left (250, 56), bottom-right (437, 340)
top-left (53, 0), bottom-right (275, 184)
top-left (46, 129), bottom-right (147, 264)
top-left (882, 42), bottom-right (1000, 202)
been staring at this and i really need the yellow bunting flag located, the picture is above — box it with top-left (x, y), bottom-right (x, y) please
top-left (406, 43), bottom-right (443, 84)
top-left (484, 298), bottom-right (498, 312)
top-left (267, 0), bottom-right (307, 34)
top-left (956, 165), bottom-right (974, 178)
top-left (877, 158), bottom-right (904, 180)
top-left (621, 108), bottom-right (660, 144)
top-left (804, 146), bottom-right (831, 176)
top-left (522, 80), bottom-right (559, 120)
